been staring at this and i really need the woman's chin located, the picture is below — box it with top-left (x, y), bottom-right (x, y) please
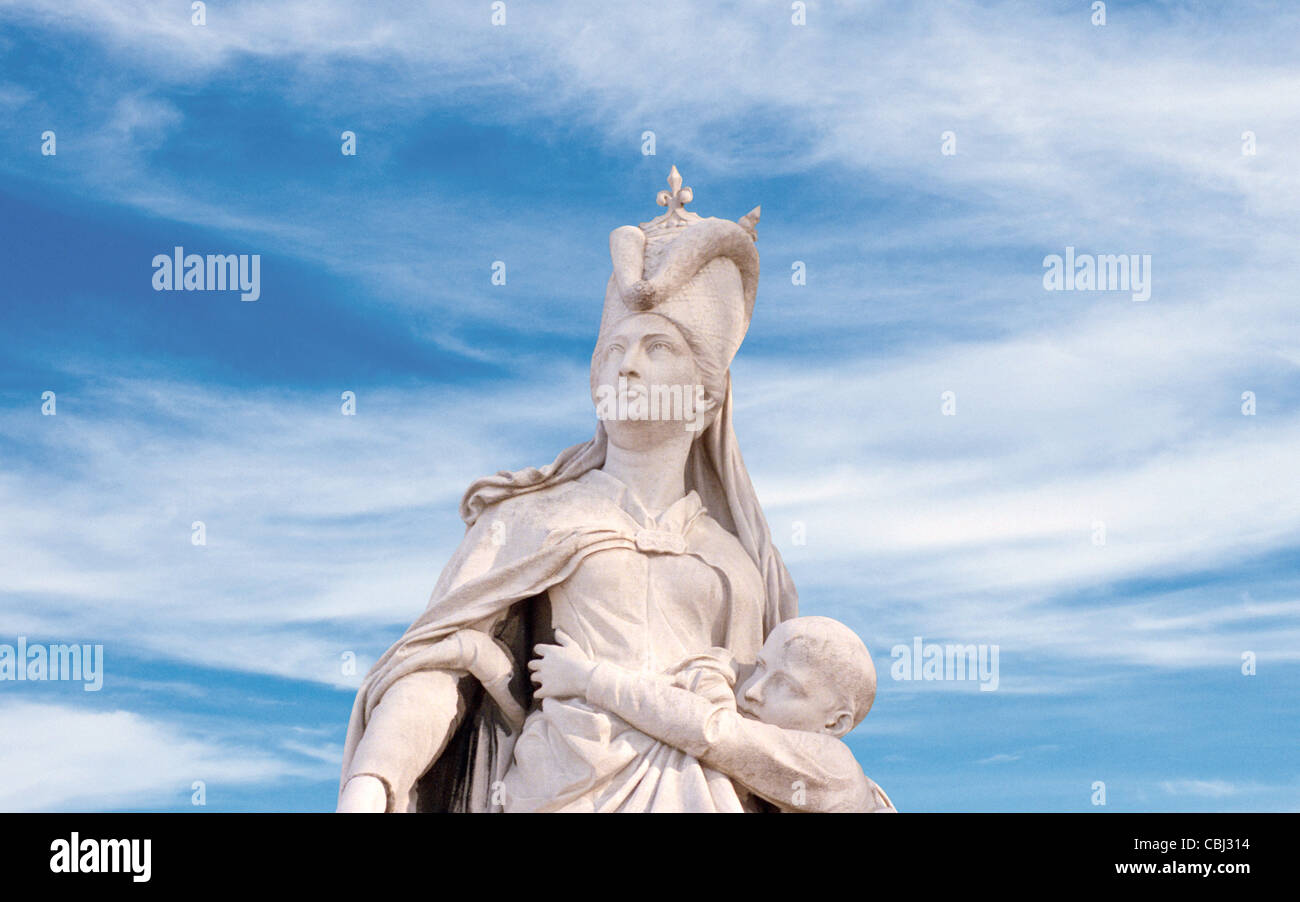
top-left (603, 418), bottom-right (694, 450)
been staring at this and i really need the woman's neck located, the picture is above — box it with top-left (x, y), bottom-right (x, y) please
top-left (601, 432), bottom-right (693, 517)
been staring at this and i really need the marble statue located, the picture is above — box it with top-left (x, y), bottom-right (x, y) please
top-left (337, 167), bottom-right (895, 813)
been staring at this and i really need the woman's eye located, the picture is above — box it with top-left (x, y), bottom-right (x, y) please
top-left (649, 341), bottom-right (672, 353)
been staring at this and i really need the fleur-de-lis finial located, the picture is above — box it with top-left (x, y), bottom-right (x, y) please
top-left (657, 165), bottom-right (693, 215)
top-left (642, 166), bottom-right (702, 235)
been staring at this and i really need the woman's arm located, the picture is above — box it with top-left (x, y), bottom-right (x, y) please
top-left (338, 630), bottom-right (524, 812)
top-left (339, 669), bottom-right (467, 812)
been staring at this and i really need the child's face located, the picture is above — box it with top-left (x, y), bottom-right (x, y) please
top-left (736, 625), bottom-right (848, 735)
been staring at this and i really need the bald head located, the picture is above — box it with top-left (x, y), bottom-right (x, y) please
top-left (773, 617), bottom-right (877, 730)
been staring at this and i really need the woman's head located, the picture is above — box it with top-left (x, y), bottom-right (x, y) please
top-left (590, 312), bottom-right (720, 447)
top-left (590, 231), bottom-right (750, 447)
top-left (593, 197), bottom-right (757, 421)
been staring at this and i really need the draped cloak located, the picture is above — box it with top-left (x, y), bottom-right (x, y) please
top-left (338, 381), bottom-right (799, 812)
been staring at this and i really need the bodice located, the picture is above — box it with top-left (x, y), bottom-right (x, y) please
top-left (547, 469), bottom-right (751, 675)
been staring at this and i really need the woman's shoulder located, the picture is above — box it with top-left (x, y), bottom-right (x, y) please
top-left (470, 475), bottom-right (618, 533)
top-left (690, 510), bottom-right (754, 555)
top-left (688, 512), bottom-right (766, 589)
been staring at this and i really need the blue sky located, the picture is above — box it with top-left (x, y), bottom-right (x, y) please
top-left (1, 0), bottom-right (1298, 811)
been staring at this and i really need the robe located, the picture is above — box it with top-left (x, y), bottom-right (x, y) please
top-left (340, 467), bottom-right (774, 811)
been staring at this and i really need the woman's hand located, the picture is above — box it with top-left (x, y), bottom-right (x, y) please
top-left (337, 774), bottom-right (390, 813)
top-left (529, 630), bottom-right (596, 699)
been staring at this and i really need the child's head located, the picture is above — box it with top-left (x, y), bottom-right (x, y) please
top-left (736, 616), bottom-right (877, 738)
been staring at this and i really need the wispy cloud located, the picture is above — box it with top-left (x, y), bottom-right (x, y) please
top-left (1, 372), bottom-right (600, 685)
top-left (1158, 778), bottom-right (1239, 799)
top-left (0, 700), bottom-right (299, 810)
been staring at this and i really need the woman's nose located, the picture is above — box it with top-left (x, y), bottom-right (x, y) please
top-left (618, 345), bottom-right (644, 378)
top-left (743, 677), bottom-right (764, 703)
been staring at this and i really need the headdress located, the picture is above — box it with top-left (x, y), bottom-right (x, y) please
top-left (595, 165), bottom-right (762, 401)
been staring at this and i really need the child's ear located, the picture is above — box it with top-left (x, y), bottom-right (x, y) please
top-left (826, 710), bottom-right (854, 738)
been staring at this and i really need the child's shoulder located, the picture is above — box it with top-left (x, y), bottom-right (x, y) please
top-left (807, 735), bottom-right (891, 812)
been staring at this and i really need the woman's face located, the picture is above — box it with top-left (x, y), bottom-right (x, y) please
top-left (592, 313), bottom-right (706, 447)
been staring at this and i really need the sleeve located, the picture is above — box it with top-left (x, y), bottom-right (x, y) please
top-left (340, 495), bottom-right (557, 808)
top-left (586, 662), bottom-right (727, 760)
top-left (864, 777), bottom-right (898, 813)
top-left (585, 662), bottom-right (869, 812)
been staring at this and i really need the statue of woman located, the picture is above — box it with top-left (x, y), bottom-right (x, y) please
top-left (337, 168), bottom-right (798, 812)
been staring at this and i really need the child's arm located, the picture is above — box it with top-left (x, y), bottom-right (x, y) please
top-left (530, 635), bottom-right (875, 812)
top-left (528, 633), bottom-right (733, 754)
top-left (585, 660), bottom-right (874, 812)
